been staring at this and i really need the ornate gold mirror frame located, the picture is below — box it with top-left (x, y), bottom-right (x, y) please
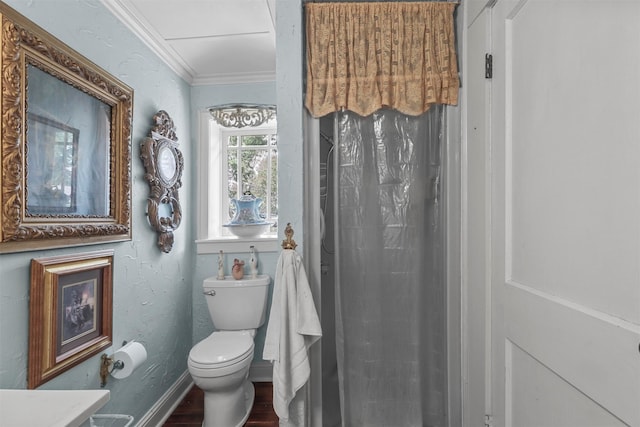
top-left (140, 111), bottom-right (184, 253)
top-left (0, 4), bottom-right (133, 253)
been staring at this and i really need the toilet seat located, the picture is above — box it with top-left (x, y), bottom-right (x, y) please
top-left (189, 331), bottom-right (254, 371)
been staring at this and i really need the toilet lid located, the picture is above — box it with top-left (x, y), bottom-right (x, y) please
top-left (189, 332), bottom-right (254, 369)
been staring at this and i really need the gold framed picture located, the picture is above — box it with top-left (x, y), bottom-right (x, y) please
top-left (28, 250), bottom-right (114, 389)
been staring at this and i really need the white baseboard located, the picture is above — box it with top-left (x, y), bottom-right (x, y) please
top-left (136, 371), bottom-right (193, 427)
top-left (249, 360), bottom-right (273, 382)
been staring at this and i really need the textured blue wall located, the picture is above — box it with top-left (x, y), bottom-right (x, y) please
top-left (0, 0), bottom-right (194, 421)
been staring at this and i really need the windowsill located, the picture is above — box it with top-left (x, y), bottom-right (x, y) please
top-left (195, 236), bottom-right (280, 254)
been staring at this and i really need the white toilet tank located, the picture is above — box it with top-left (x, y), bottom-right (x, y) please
top-left (203, 274), bottom-right (270, 330)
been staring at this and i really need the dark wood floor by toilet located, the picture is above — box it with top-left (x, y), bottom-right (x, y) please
top-left (162, 382), bottom-right (279, 426)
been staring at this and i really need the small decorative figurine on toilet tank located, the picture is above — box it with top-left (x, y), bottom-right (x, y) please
top-left (249, 246), bottom-right (258, 279)
top-left (232, 259), bottom-right (245, 279)
top-left (217, 250), bottom-right (225, 280)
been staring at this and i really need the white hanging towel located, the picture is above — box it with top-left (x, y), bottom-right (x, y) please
top-left (263, 249), bottom-right (322, 426)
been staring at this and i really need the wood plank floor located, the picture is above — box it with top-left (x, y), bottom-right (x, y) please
top-left (163, 382), bottom-right (279, 426)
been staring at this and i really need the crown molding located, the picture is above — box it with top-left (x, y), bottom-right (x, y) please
top-left (192, 71), bottom-right (276, 86)
top-left (100, 0), bottom-right (195, 84)
top-left (101, 0), bottom-right (277, 86)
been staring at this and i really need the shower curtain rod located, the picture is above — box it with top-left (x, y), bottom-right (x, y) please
top-left (303, 1), bottom-right (460, 4)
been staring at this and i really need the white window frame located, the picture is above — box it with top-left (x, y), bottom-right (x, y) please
top-left (196, 110), bottom-right (279, 254)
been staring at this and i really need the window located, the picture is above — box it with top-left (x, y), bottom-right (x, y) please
top-left (224, 129), bottom-right (278, 226)
top-left (197, 109), bottom-right (279, 253)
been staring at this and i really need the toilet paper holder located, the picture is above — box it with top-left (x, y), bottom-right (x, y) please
top-left (100, 340), bottom-right (145, 388)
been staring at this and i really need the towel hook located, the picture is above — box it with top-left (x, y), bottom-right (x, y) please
top-left (281, 223), bottom-right (297, 250)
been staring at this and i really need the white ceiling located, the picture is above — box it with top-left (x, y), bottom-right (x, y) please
top-left (101, 0), bottom-right (276, 85)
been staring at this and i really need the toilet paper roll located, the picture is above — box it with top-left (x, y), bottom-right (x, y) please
top-left (111, 341), bottom-right (147, 379)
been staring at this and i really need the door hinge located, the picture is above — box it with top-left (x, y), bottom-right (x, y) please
top-left (485, 414), bottom-right (494, 427)
top-left (485, 54), bottom-right (493, 79)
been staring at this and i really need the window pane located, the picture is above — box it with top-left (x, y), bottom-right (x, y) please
top-left (227, 150), bottom-right (238, 219)
top-left (255, 149), bottom-right (270, 219)
top-left (269, 134), bottom-right (277, 146)
top-left (242, 149), bottom-right (268, 219)
top-left (242, 134), bottom-right (268, 146)
top-left (228, 135), bottom-right (238, 147)
top-left (241, 150), bottom-right (257, 193)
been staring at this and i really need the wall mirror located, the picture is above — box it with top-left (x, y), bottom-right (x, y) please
top-left (0, 4), bottom-right (133, 253)
top-left (140, 111), bottom-right (184, 253)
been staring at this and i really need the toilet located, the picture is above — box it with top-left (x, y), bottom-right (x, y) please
top-left (188, 274), bottom-right (270, 427)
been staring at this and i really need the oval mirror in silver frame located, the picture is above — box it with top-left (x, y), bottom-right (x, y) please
top-left (140, 111), bottom-right (184, 253)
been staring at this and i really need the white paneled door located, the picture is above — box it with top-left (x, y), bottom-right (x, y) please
top-left (487, 1), bottom-right (640, 426)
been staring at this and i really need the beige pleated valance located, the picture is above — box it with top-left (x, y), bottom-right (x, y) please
top-left (305, 2), bottom-right (459, 117)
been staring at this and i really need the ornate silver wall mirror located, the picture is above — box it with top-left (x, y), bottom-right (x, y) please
top-left (140, 111), bottom-right (184, 253)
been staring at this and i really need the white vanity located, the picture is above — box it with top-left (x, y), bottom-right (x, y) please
top-left (0, 389), bottom-right (109, 427)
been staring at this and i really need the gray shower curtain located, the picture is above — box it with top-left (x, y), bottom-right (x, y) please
top-left (334, 106), bottom-right (447, 427)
